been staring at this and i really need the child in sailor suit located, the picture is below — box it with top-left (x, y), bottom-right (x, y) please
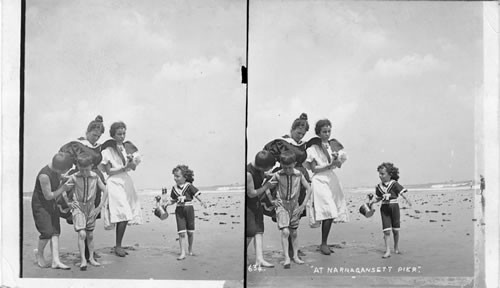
top-left (165, 165), bottom-right (206, 260)
top-left (369, 162), bottom-right (411, 259)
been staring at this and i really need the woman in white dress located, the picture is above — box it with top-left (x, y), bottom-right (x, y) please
top-left (99, 121), bottom-right (142, 257)
top-left (304, 119), bottom-right (348, 255)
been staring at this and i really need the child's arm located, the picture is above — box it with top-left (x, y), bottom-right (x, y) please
top-left (297, 175), bottom-right (312, 213)
top-left (194, 194), bottom-right (207, 209)
top-left (399, 189), bottom-right (412, 207)
top-left (62, 189), bottom-right (80, 210)
top-left (97, 178), bottom-right (108, 210)
top-left (165, 198), bottom-right (176, 206)
top-left (369, 190), bottom-right (383, 206)
top-left (369, 197), bottom-right (381, 208)
top-left (40, 174), bottom-right (74, 201)
top-left (189, 185), bottom-right (206, 208)
top-left (246, 172), bottom-right (272, 198)
top-left (265, 175), bottom-right (280, 207)
top-left (90, 178), bottom-right (108, 218)
top-left (163, 189), bottom-right (178, 206)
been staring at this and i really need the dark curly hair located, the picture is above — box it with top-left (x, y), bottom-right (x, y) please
top-left (110, 121), bottom-right (127, 137)
top-left (314, 119), bottom-right (332, 135)
top-left (87, 115), bottom-right (105, 134)
top-left (291, 113), bottom-right (309, 132)
top-left (173, 164), bottom-right (194, 183)
top-left (377, 162), bottom-right (400, 181)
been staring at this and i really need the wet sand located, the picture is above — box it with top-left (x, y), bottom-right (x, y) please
top-left (247, 189), bottom-right (477, 287)
top-left (22, 191), bottom-right (244, 283)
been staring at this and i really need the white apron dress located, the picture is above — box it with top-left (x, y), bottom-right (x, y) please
top-left (305, 144), bottom-right (349, 223)
top-left (101, 145), bottom-right (142, 228)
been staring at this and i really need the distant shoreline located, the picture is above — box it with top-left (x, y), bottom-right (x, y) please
top-left (23, 184), bottom-right (476, 198)
top-left (22, 187), bottom-right (245, 198)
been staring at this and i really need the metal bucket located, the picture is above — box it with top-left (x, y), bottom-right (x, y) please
top-left (154, 205), bottom-right (169, 220)
top-left (359, 203), bottom-right (375, 218)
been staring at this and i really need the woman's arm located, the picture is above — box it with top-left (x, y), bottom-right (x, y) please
top-left (99, 162), bottom-right (128, 176)
top-left (98, 147), bottom-right (135, 176)
top-left (39, 174), bottom-right (72, 201)
top-left (309, 159), bottom-right (334, 173)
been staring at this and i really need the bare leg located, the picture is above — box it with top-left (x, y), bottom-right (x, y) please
top-left (84, 239), bottom-right (90, 261)
top-left (246, 237), bottom-right (253, 265)
top-left (281, 228), bottom-right (291, 268)
top-left (115, 221), bottom-right (128, 257)
top-left (290, 229), bottom-right (304, 264)
top-left (50, 236), bottom-right (70, 269)
top-left (321, 219), bottom-right (333, 245)
top-left (187, 231), bottom-right (195, 255)
top-left (87, 231), bottom-right (100, 266)
top-left (393, 229), bottom-right (400, 254)
top-left (115, 221), bottom-right (128, 248)
top-left (246, 237), bottom-right (253, 249)
top-left (382, 231), bottom-right (391, 258)
top-left (35, 239), bottom-right (50, 268)
top-left (177, 232), bottom-right (186, 260)
top-left (255, 233), bottom-right (273, 267)
top-left (320, 219), bottom-right (333, 255)
top-left (288, 235), bottom-right (294, 258)
top-left (77, 230), bottom-right (87, 270)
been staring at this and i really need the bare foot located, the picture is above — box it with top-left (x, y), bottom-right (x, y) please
top-left (283, 258), bottom-right (291, 269)
top-left (177, 254), bottom-right (186, 260)
top-left (114, 247), bottom-right (126, 257)
top-left (293, 256), bottom-right (304, 264)
top-left (89, 258), bottom-right (101, 266)
top-left (382, 252), bottom-right (391, 259)
top-left (256, 260), bottom-right (274, 268)
top-left (52, 262), bottom-right (71, 270)
top-left (34, 249), bottom-right (49, 268)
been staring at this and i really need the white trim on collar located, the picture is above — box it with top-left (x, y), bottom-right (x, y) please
top-left (76, 138), bottom-right (101, 148)
top-left (280, 136), bottom-right (304, 146)
top-left (172, 182), bottom-right (191, 197)
top-left (378, 180), bottom-right (395, 193)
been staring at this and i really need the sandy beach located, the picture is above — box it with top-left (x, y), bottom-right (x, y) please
top-left (22, 190), bottom-right (244, 283)
top-left (247, 189), bottom-right (478, 287)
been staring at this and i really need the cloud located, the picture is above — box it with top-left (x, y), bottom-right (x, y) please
top-left (372, 53), bottom-right (445, 77)
top-left (154, 57), bottom-right (226, 81)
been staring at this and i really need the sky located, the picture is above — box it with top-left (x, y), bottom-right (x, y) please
top-left (247, 1), bottom-right (484, 188)
top-left (24, 0), bottom-right (246, 191)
